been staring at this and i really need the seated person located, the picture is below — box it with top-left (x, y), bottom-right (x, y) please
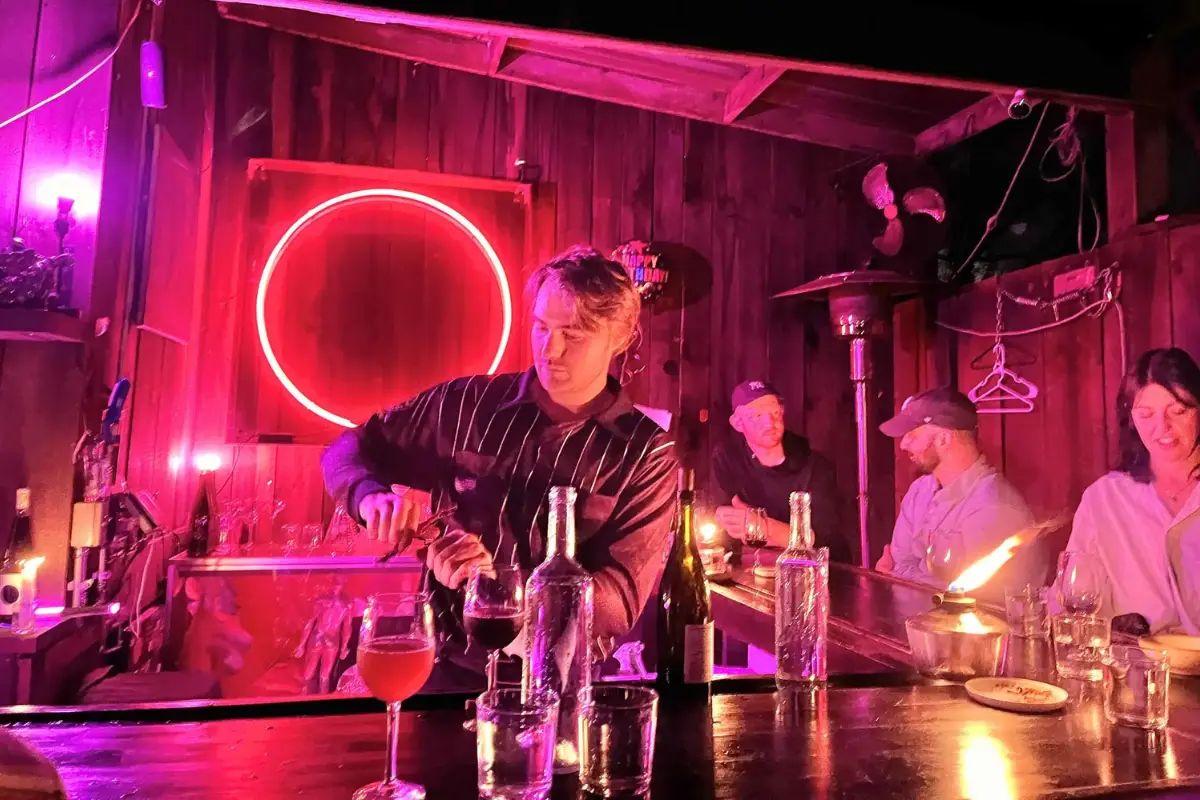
top-left (712, 380), bottom-right (852, 563)
top-left (875, 388), bottom-right (1040, 592)
top-left (1055, 348), bottom-right (1200, 634)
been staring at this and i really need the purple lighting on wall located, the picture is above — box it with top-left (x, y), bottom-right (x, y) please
top-left (33, 172), bottom-right (100, 218)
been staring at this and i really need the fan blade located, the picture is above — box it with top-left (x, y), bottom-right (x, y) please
top-left (861, 163), bottom-right (894, 210)
top-left (902, 187), bottom-right (946, 223)
top-left (872, 217), bottom-right (904, 256)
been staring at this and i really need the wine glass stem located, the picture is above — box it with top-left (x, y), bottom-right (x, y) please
top-left (384, 701), bottom-right (402, 785)
top-left (486, 650), bottom-right (500, 691)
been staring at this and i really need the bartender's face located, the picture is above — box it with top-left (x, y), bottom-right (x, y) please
top-left (732, 395), bottom-right (785, 449)
top-left (1132, 382), bottom-right (1200, 466)
top-left (900, 424), bottom-right (944, 474)
top-left (531, 278), bottom-right (627, 398)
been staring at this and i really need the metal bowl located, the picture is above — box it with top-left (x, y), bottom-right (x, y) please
top-left (905, 592), bottom-right (1009, 681)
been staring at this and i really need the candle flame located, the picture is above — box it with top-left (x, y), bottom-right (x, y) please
top-left (19, 556), bottom-right (45, 580)
top-left (947, 535), bottom-right (1024, 594)
top-left (699, 522), bottom-right (717, 544)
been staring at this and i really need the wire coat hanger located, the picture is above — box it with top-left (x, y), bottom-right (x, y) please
top-left (967, 288), bottom-right (1040, 414)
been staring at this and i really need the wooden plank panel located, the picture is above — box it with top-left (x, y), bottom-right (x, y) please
top-left (552, 93), bottom-right (595, 250)
top-left (0, 2), bottom-right (40, 238)
top-left (767, 138), bottom-right (809, 436)
top-left (648, 113), bottom-right (685, 424)
top-left (677, 120), bottom-right (717, 492)
top-left (335, 45), bottom-right (398, 168)
top-left (1170, 224), bottom-right (1200, 357)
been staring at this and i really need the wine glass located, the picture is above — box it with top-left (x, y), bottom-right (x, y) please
top-left (926, 529), bottom-right (967, 585)
top-left (462, 564), bottom-right (525, 732)
top-left (355, 592), bottom-right (437, 800)
top-left (745, 507), bottom-right (769, 575)
top-left (1057, 551), bottom-right (1108, 614)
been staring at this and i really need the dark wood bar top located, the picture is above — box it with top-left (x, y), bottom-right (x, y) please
top-left (9, 677), bottom-right (1200, 799)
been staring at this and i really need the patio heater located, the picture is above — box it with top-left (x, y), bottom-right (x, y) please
top-left (772, 268), bottom-right (925, 568)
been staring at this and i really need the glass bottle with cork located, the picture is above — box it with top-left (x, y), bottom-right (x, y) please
top-left (775, 490), bottom-right (829, 685)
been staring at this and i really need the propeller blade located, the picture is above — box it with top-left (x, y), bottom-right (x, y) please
top-left (873, 217), bottom-right (904, 256)
top-left (902, 187), bottom-right (946, 223)
top-left (861, 163), bottom-right (894, 210)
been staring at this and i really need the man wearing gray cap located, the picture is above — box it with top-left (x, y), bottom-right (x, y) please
top-left (876, 388), bottom-right (1039, 591)
top-left (712, 380), bottom-right (852, 563)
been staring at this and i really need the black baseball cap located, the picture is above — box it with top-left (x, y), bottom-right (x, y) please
top-left (880, 388), bottom-right (978, 438)
top-left (731, 380), bottom-right (782, 410)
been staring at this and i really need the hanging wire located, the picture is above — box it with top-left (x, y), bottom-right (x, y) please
top-left (0, 4), bottom-right (143, 131)
top-left (951, 102), bottom-right (1052, 278)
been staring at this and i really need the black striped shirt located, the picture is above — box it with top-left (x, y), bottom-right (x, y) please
top-left (321, 368), bottom-right (678, 664)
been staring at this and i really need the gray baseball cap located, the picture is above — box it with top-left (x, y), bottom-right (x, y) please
top-left (880, 388), bottom-right (978, 438)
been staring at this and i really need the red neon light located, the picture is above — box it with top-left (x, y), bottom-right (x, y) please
top-left (256, 188), bottom-right (513, 428)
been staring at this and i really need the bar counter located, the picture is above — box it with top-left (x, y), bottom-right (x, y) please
top-left (5, 563), bottom-right (1200, 798)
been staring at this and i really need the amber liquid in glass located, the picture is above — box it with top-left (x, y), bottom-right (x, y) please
top-left (358, 636), bottom-right (435, 703)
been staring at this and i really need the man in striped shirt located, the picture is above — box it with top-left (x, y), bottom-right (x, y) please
top-left (322, 246), bottom-right (678, 687)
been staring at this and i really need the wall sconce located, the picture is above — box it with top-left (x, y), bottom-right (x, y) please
top-left (611, 240), bottom-right (669, 302)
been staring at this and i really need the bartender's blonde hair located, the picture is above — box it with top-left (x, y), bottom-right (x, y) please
top-left (525, 245), bottom-right (641, 352)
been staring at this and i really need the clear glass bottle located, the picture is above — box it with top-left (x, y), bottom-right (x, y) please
top-left (775, 491), bottom-right (829, 685)
top-left (523, 486), bottom-right (594, 774)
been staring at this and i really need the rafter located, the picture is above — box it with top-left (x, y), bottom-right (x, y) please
top-left (723, 66), bottom-right (786, 124)
top-left (485, 35), bottom-right (508, 75)
top-left (914, 93), bottom-right (1043, 156)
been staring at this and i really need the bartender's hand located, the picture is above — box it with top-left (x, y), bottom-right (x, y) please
top-left (875, 544), bottom-right (895, 573)
top-left (426, 529), bottom-right (494, 590)
top-left (358, 484), bottom-right (431, 548)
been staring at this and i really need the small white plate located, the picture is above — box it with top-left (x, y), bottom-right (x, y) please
top-left (965, 678), bottom-right (1068, 714)
top-left (1141, 634), bottom-right (1200, 677)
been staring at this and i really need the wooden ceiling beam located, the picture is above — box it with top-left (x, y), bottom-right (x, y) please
top-left (914, 93), bottom-right (1043, 155)
top-left (485, 35), bottom-right (508, 75)
top-left (215, 3), bottom-right (937, 155)
top-left (723, 66), bottom-right (786, 124)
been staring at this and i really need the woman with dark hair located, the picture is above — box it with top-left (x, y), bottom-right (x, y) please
top-left (1060, 347), bottom-right (1200, 633)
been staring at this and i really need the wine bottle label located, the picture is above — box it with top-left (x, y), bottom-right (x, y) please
top-left (683, 622), bottom-right (714, 683)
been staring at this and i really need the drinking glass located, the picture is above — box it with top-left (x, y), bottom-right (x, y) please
top-left (926, 529), bottom-right (967, 584)
top-left (1005, 584), bottom-right (1050, 638)
top-left (1057, 551), bottom-right (1108, 614)
top-left (579, 685), bottom-right (659, 797)
top-left (745, 507), bottom-right (769, 575)
top-left (1052, 612), bottom-right (1111, 681)
top-left (354, 592), bottom-right (437, 800)
top-left (1104, 644), bottom-right (1170, 730)
top-left (476, 687), bottom-right (559, 800)
top-left (463, 565), bottom-right (525, 732)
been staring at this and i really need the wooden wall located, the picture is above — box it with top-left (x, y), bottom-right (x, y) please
top-left (892, 220), bottom-right (1200, 548)
top-left (138, 19), bottom-right (891, 557)
top-left (0, 0), bottom-right (127, 602)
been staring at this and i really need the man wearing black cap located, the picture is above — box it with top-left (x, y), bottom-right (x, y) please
top-left (712, 380), bottom-right (852, 563)
top-left (876, 388), bottom-right (1040, 590)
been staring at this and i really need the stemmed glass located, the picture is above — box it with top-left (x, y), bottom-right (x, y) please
top-left (462, 565), bottom-right (525, 732)
top-left (1057, 551), bottom-right (1108, 614)
top-left (745, 507), bottom-right (770, 576)
top-left (354, 592), bottom-right (437, 800)
top-left (926, 529), bottom-right (968, 585)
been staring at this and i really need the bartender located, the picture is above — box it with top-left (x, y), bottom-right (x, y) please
top-left (322, 245), bottom-right (678, 688)
top-left (712, 380), bottom-right (852, 563)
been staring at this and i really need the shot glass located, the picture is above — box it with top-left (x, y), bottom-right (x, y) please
top-left (1052, 613), bottom-right (1111, 682)
top-left (1005, 584), bottom-right (1050, 638)
top-left (1104, 644), bottom-right (1170, 730)
top-left (476, 688), bottom-right (559, 800)
top-left (579, 685), bottom-right (658, 798)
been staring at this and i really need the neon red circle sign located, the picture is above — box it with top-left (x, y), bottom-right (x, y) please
top-left (256, 188), bottom-right (513, 428)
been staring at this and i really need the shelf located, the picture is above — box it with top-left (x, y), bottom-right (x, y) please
top-left (0, 308), bottom-right (86, 343)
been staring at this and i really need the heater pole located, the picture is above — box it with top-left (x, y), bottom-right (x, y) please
top-left (850, 337), bottom-right (871, 568)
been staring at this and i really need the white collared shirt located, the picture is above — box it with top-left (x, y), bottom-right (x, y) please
top-left (1060, 471), bottom-right (1200, 634)
top-left (890, 456), bottom-right (1037, 590)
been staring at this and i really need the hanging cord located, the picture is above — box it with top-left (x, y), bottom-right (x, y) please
top-left (0, 4), bottom-right (142, 131)
top-left (1039, 106), bottom-right (1101, 255)
top-left (935, 265), bottom-right (1127, 377)
top-left (951, 102), bottom-right (1052, 278)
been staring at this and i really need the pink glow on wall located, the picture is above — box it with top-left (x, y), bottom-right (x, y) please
top-left (33, 171), bottom-right (101, 218)
top-left (256, 188), bottom-right (514, 429)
